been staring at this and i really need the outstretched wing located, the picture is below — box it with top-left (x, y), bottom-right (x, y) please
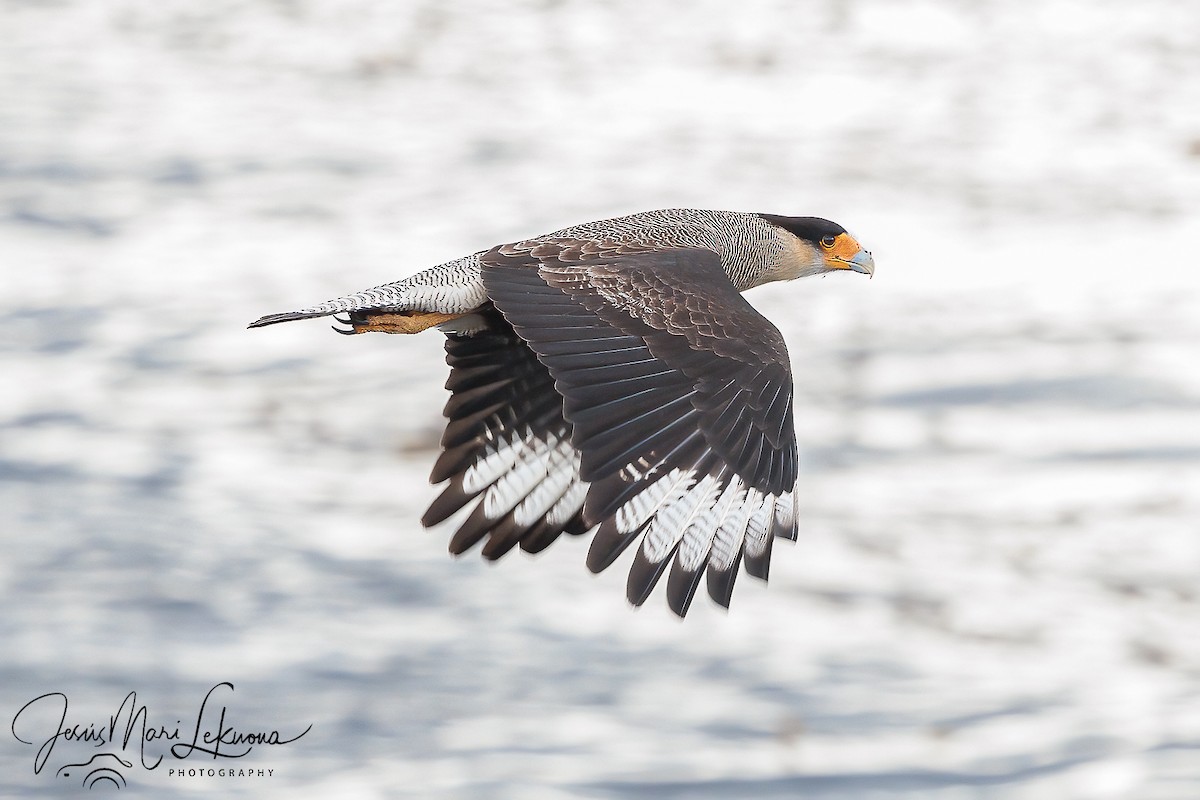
top-left (481, 244), bottom-right (798, 616)
top-left (422, 305), bottom-right (591, 559)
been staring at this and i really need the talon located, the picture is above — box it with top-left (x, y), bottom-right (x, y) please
top-left (333, 314), bottom-right (353, 325)
top-left (332, 324), bottom-right (358, 335)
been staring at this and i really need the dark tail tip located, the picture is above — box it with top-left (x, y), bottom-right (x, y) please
top-left (247, 310), bottom-right (328, 329)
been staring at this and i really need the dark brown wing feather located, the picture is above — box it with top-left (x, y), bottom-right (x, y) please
top-left (481, 245), bottom-right (798, 616)
top-left (422, 305), bottom-right (589, 559)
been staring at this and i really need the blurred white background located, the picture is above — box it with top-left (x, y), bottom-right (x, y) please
top-left (2, 1), bottom-right (1198, 797)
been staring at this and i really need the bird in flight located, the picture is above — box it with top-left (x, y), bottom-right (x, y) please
top-left (250, 209), bottom-right (873, 616)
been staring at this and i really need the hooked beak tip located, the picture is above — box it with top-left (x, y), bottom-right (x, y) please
top-left (842, 250), bottom-right (875, 277)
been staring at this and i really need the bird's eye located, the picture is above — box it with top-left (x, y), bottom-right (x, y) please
top-left (820, 235), bottom-right (837, 249)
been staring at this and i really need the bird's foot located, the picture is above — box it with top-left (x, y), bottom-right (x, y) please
top-left (332, 310), bottom-right (465, 335)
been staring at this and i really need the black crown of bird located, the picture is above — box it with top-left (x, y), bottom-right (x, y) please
top-left (251, 208), bottom-right (873, 617)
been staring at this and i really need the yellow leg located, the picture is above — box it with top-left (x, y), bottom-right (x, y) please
top-left (341, 311), bottom-right (464, 335)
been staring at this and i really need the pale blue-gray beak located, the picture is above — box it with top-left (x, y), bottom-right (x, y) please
top-left (834, 248), bottom-right (875, 277)
top-left (847, 248), bottom-right (874, 276)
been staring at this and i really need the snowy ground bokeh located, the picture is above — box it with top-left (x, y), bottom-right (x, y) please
top-left (2, 1), bottom-right (1199, 797)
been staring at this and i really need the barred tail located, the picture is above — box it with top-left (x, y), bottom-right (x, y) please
top-left (247, 254), bottom-right (487, 330)
top-left (247, 310), bottom-right (332, 328)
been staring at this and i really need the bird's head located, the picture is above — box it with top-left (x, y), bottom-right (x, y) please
top-left (756, 214), bottom-right (875, 284)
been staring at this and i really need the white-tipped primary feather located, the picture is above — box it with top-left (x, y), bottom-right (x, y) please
top-left (462, 433), bottom-right (524, 495)
top-left (546, 471), bottom-right (587, 527)
top-left (512, 438), bottom-right (578, 527)
top-left (615, 467), bottom-right (692, 534)
top-left (710, 482), bottom-right (753, 571)
top-left (678, 477), bottom-right (746, 572)
top-left (774, 490), bottom-right (796, 537)
top-left (482, 432), bottom-right (558, 519)
top-left (743, 491), bottom-right (778, 559)
top-left (643, 473), bottom-right (721, 564)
